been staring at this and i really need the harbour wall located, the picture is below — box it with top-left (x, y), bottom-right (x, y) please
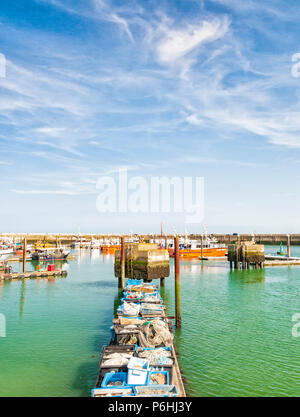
top-left (1, 233), bottom-right (300, 245)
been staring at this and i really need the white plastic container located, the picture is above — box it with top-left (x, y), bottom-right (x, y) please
top-left (127, 357), bottom-right (149, 386)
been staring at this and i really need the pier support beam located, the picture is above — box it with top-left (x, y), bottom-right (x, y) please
top-left (160, 277), bottom-right (165, 287)
top-left (22, 238), bottom-right (27, 273)
top-left (235, 245), bottom-right (240, 269)
top-left (242, 246), bottom-right (246, 269)
top-left (174, 236), bottom-right (181, 328)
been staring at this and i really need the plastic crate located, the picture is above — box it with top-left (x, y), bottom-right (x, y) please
top-left (117, 333), bottom-right (141, 347)
top-left (127, 357), bottom-right (149, 386)
top-left (100, 345), bottom-right (136, 367)
top-left (126, 279), bottom-right (141, 286)
top-left (101, 372), bottom-right (127, 388)
top-left (115, 332), bottom-right (140, 345)
top-left (101, 345), bottom-right (136, 355)
top-left (113, 324), bottom-right (140, 344)
top-left (98, 345), bottom-right (137, 385)
top-left (47, 264), bottom-right (55, 271)
top-left (135, 346), bottom-right (173, 362)
top-left (149, 370), bottom-right (169, 385)
top-left (140, 305), bottom-right (164, 316)
top-left (121, 297), bottom-right (142, 304)
top-left (135, 346), bottom-right (170, 354)
top-left (91, 387), bottom-right (134, 397)
top-left (133, 384), bottom-right (178, 397)
top-left (123, 293), bottom-right (143, 299)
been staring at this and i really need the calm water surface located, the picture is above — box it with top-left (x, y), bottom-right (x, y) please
top-left (0, 246), bottom-right (299, 396)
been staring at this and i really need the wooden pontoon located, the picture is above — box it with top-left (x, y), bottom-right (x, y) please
top-left (0, 270), bottom-right (67, 280)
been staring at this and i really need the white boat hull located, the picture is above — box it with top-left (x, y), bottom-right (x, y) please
top-left (0, 250), bottom-right (14, 262)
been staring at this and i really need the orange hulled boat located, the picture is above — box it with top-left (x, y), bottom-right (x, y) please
top-left (168, 234), bottom-right (227, 259)
top-left (102, 244), bottom-right (120, 255)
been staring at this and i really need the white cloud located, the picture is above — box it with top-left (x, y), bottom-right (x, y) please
top-left (93, 0), bottom-right (134, 41)
top-left (186, 114), bottom-right (204, 126)
top-left (0, 160), bottom-right (13, 165)
top-left (36, 127), bottom-right (66, 137)
top-left (156, 17), bottom-right (230, 64)
top-left (109, 13), bottom-right (134, 42)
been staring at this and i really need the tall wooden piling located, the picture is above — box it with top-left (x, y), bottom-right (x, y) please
top-left (22, 238), bottom-right (27, 273)
top-left (287, 234), bottom-right (291, 258)
top-left (160, 230), bottom-right (167, 288)
top-left (174, 236), bottom-right (181, 328)
top-left (200, 234), bottom-right (203, 260)
top-left (120, 236), bottom-right (125, 290)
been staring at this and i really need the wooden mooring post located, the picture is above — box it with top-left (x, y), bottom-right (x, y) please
top-left (160, 236), bottom-right (167, 287)
top-left (119, 236), bottom-right (125, 290)
top-left (22, 238), bottom-right (27, 273)
top-left (174, 236), bottom-right (181, 328)
top-left (200, 234), bottom-right (203, 261)
top-left (287, 234), bottom-right (291, 258)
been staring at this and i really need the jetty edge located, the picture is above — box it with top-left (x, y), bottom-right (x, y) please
top-left (91, 278), bottom-right (186, 398)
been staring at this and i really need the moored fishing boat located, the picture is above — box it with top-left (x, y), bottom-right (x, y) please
top-left (99, 237), bottom-right (119, 254)
top-left (101, 234), bottom-right (140, 254)
top-left (168, 234), bottom-right (227, 258)
top-left (31, 247), bottom-right (70, 260)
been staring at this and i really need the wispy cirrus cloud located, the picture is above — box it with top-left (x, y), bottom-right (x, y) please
top-left (156, 17), bottom-right (230, 64)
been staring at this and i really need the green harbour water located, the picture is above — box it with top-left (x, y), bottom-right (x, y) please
top-left (0, 246), bottom-right (299, 397)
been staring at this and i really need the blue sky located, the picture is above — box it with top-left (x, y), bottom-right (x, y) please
top-left (1, 0), bottom-right (300, 233)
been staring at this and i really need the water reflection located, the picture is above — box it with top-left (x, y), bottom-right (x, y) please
top-left (113, 289), bottom-right (122, 317)
top-left (180, 260), bottom-right (228, 276)
top-left (90, 250), bottom-right (101, 263)
top-left (228, 268), bottom-right (266, 284)
top-left (19, 280), bottom-right (26, 320)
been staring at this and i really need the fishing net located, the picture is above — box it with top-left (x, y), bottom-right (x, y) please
top-left (138, 319), bottom-right (173, 347)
